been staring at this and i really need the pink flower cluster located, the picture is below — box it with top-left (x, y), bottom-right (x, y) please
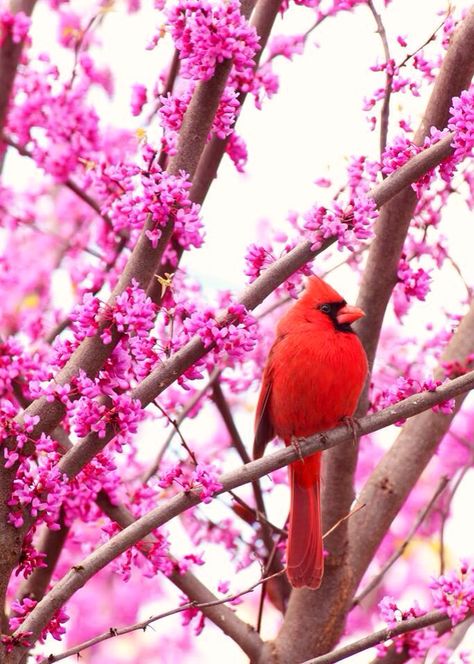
top-left (7, 434), bottom-right (67, 530)
top-left (10, 597), bottom-right (69, 643)
top-left (180, 596), bottom-right (206, 635)
top-left (131, 83), bottom-right (148, 116)
top-left (372, 376), bottom-right (455, 424)
top-left (70, 281), bottom-right (156, 345)
top-left (303, 196), bottom-right (376, 252)
top-left (159, 85), bottom-right (240, 155)
top-left (226, 132), bottom-right (248, 172)
top-left (430, 561), bottom-right (474, 625)
top-left (0, 9), bottom-right (30, 46)
top-left (1, 407), bottom-right (39, 470)
top-left (181, 302), bottom-right (257, 365)
top-left (167, 0), bottom-right (260, 81)
top-left (104, 158), bottom-right (203, 249)
top-left (8, 56), bottom-right (101, 182)
top-left (377, 596), bottom-right (438, 659)
top-left (447, 85), bottom-right (474, 165)
top-left (268, 33), bottom-right (305, 60)
top-left (70, 392), bottom-right (144, 448)
top-left (159, 462), bottom-right (223, 504)
top-left (393, 257), bottom-right (431, 319)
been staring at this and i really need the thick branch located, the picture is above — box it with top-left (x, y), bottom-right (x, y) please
top-left (190, 0), bottom-right (281, 203)
top-left (0, 0), bottom-right (36, 137)
top-left (12, 370), bottom-right (474, 649)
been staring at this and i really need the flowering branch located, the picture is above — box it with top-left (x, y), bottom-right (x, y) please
top-left (93, 492), bottom-right (264, 661)
top-left (13, 370), bottom-right (474, 648)
top-left (190, 0), bottom-right (281, 202)
top-left (38, 569), bottom-right (278, 664)
top-left (302, 609), bottom-right (449, 664)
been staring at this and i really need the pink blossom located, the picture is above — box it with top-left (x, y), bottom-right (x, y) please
top-left (131, 83), bottom-right (148, 116)
top-left (430, 561), bottom-right (474, 625)
top-left (0, 10), bottom-right (30, 47)
top-left (448, 86), bottom-right (474, 164)
top-left (377, 597), bottom-right (439, 658)
top-left (10, 597), bottom-right (69, 643)
top-left (268, 33), bottom-right (305, 60)
top-left (167, 0), bottom-right (260, 82)
top-left (226, 132), bottom-right (248, 172)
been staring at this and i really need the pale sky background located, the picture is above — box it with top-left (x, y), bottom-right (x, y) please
top-left (7, 0), bottom-right (474, 661)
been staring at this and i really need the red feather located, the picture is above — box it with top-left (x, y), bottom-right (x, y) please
top-left (254, 276), bottom-right (367, 589)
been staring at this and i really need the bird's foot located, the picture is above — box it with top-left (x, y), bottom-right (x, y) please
top-left (290, 435), bottom-right (305, 462)
top-left (340, 415), bottom-right (361, 445)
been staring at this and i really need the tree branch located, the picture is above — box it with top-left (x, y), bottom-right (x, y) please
top-left (302, 609), bottom-right (449, 664)
top-left (12, 370), bottom-right (474, 649)
top-left (92, 492), bottom-right (264, 662)
top-left (38, 568), bottom-right (274, 663)
top-left (367, 0), bottom-right (392, 160)
top-left (0, 0), bottom-right (36, 142)
top-left (276, 9), bottom-right (474, 661)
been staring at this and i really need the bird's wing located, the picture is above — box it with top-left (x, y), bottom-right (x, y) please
top-left (253, 372), bottom-right (274, 459)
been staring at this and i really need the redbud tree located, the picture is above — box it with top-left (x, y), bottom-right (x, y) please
top-left (0, 0), bottom-right (474, 662)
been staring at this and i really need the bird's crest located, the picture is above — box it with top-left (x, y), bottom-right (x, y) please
top-left (304, 276), bottom-right (344, 305)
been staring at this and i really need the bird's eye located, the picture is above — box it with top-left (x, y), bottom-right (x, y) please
top-left (319, 304), bottom-right (331, 314)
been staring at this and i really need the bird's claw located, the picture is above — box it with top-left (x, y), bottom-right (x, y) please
top-left (290, 435), bottom-right (305, 462)
top-left (341, 415), bottom-right (361, 445)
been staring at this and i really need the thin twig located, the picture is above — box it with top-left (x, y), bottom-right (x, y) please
top-left (227, 490), bottom-right (286, 536)
top-left (152, 399), bottom-right (197, 466)
top-left (142, 367), bottom-right (221, 483)
top-left (2, 134), bottom-right (114, 230)
top-left (353, 475), bottom-right (449, 606)
top-left (398, 11), bottom-right (450, 70)
top-left (323, 501), bottom-right (366, 541)
top-left (367, 0), bottom-right (392, 160)
top-left (437, 452), bottom-right (474, 575)
top-left (38, 569), bottom-right (284, 664)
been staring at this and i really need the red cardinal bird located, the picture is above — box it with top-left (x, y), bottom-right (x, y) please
top-left (254, 276), bottom-right (367, 589)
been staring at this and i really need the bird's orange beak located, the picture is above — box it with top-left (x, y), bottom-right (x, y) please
top-left (336, 304), bottom-right (365, 326)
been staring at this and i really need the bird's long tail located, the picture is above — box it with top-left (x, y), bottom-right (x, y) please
top-left (287, 451), bottom-right (323, 589)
